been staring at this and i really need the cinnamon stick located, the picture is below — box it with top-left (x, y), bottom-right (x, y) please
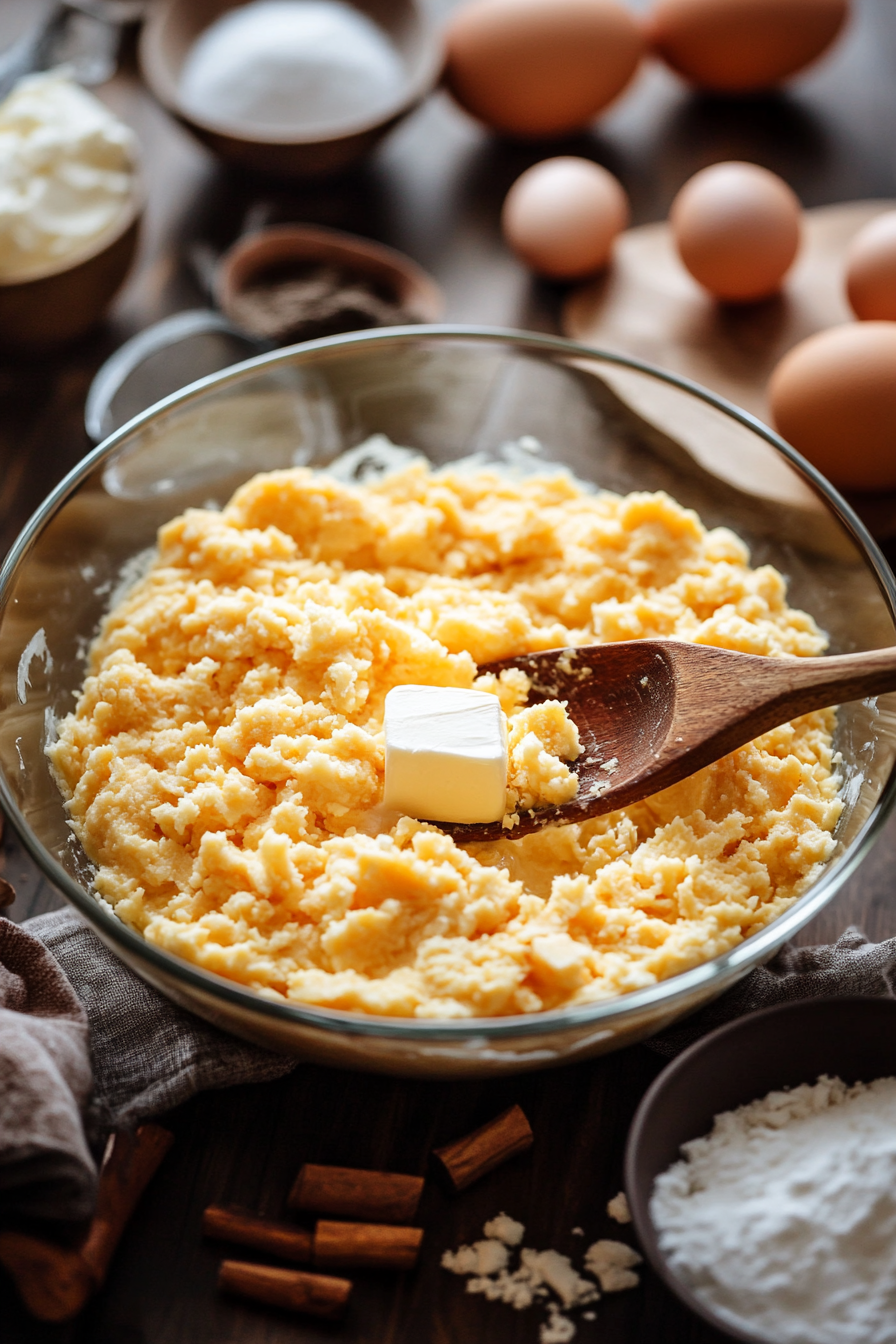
top-left (313, 1219), bottom-right (423, 1271)
top-left (0, 1122), bottom-right (173, 1322)
top-left (432, 1103), bottom-right (533, 1190)
top-left (288, 1163), bottom-right (423, 1224)
top-left (202, 1205), bottom-right (312, 1264)
top-left (219, 1259), bottom-right (351, 1319)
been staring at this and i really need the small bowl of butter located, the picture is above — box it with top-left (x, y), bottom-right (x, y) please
top-left (0, 69), bottom-right (142, 351)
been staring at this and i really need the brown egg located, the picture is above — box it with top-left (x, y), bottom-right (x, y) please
top-left (670, 162), bottom-right (802, 302)
top-left (769, 322), bottom-right (896, 492)
top-left (502, 158), bottom-right (629, 279)
top-left (645, 0), bottom-right (850, 92)
top-left (444, 0), bottom-right (644, 139)
top-left (845, 211), bottom-right (896, 321)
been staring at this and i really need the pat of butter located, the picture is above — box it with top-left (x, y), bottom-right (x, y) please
top-left (384, 685), bottom-right (507, 824)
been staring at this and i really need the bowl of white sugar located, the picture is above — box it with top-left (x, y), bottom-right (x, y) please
top-left (626, 997), bottom-right (896, 1344)
top-left (139, 0), bottom-right (444, 177)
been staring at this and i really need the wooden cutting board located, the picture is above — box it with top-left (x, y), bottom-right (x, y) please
top-left (563, 200), bottom-right (896, 537)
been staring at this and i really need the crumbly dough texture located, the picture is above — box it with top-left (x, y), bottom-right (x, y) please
top-left (49, 463), bottom-right (842, 1018)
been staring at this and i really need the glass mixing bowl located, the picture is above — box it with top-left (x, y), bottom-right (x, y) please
top-left (2, 327), bottom-right (895, 1077)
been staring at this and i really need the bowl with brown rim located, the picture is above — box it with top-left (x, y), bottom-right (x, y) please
top-left (0, 192), bottom-right (142, 352)
top-left (139, 0), bottom-right (445, 178)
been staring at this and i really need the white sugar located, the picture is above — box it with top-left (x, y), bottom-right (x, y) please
top-left (179, 1), bottom-right (405, 134)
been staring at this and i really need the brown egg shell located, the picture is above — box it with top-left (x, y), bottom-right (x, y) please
top-left (845, 210), bottom-right (896, 322)
top-left (670, 161), bottom-right (802, 302)
top-left (769, 321), bottom-right (896, 493)
top-left (501, 157), bottom-right (630, 279)
top-left (444, 0), bottom-right (644, 139)
top-left (645, 0), bottom-right (850, 93)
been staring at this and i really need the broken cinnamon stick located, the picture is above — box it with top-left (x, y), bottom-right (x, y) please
top-left (219, 1259), bottom-right (351, 1319)
top-left (0, 1122), bottom-right (174, 1322)
top-left (288, 1163), bottom-right (423, 1224)
top-left (202, 1205), bottom-right (312, 1264)
top-left (313, 1219), bottom-right (423, 1271)
top-left (432, 1103), bottom-right (533, 1190)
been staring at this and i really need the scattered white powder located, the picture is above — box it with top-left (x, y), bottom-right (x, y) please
top-left (0, 70), bottom-right (137, 280)
top-left (179, 0), bottom-right (406, 134)
top-left (483, 1212), bottom-right (525, 1245)
top-left (442, 1214), bottom-right (641, 1339)
top-left (583, 1239), bottom-right (642, 1292)
top-left (651, 1074), bottom-right (896, 1344)
top-left (441, 1239), bottom-right (508, 1277)
top-left (607, 1191), bottom-right (632, 1223)
top-left (542, 1303), bottom-right (577, 1343)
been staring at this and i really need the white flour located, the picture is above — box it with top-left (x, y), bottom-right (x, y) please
top-left (651, 1075), bottom-right (896, 1344)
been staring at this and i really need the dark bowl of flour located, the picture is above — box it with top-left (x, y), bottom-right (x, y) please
top-left (626, 996), bottom-right (896, 1344)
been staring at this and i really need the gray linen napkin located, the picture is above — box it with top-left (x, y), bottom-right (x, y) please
top-left (648, 926), bottom-right (896, 1057)
top-left (25, 907), bottom-right (297, 1137)
top-left (0, 917), bottom-right (95, 1221)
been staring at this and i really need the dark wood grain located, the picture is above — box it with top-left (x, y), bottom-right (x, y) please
top-left (4, 2), bottom-right (896, 1341)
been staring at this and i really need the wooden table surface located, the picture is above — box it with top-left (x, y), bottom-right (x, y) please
top-left (5, 2), bottom-right (896, 1341)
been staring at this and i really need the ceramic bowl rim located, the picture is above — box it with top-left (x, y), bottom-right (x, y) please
top-left (2, 324), bottom-right (895, 1043)
top-left (0, 180), bottom-right (144, 290)
top-left (139, 0), bottom-right (445, 148)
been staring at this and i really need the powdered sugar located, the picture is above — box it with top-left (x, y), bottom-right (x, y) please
top-left (651, 1074), bottom-right (896, 1344)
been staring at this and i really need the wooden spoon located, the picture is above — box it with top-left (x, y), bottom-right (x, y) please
top-left (443, 640), bottom-right (896, 844)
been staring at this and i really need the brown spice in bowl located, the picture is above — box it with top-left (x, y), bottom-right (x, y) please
top-left (230, 262), bottom-right (418, 341)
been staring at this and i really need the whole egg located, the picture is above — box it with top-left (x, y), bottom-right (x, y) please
top-left (670, 162), bottom-right (802, 302)
top-left (444, 0), bottom-right (644, 138)
top-left (645, 0), bottom-right (850, 92)
top-left (845, 211), bottom-right (896, 322)
top-left (502, 157), bottom-right (629, 279)
top-left (769, 322), bottom-right (896, 492)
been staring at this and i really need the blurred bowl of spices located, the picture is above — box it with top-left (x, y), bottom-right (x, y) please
top-left (216, 224), bottom-right (444, 344)
top-left (139, 0), bottom-right (445, 177)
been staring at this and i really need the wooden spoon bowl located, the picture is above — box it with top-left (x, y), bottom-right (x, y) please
top-left (443, 639), bottom-right (896, 843)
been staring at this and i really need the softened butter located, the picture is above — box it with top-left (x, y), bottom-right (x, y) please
top-left (0, 69), bottom-right (137, 281)
top-left (384, 684), bottom-right (508, 824)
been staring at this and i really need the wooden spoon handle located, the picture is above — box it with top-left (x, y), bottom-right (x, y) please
top-left (665, 642), bottom-right (896, 768)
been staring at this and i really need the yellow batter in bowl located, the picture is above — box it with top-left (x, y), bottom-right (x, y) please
top-left (48, 460), bottom-right (841, 1018)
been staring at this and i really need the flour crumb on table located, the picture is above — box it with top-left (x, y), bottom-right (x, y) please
top-left (606, 1190), bottom-right (632, 1223)
top-left (442, 1213), bottom-right (642, 1338)
top-left (583, 1239), bottom-right (642, 1291)
top-left (483, 1211), bottom-right (525, 1245)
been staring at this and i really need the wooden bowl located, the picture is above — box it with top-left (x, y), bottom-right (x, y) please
top-left (625, 997), bottom-right (896, 1343)
top-left (216, 223), bottom-right (444, 337)
top-left (139, 0), bottom-right (444, 178)
top-left (0, 197), bottom-right (142, 353)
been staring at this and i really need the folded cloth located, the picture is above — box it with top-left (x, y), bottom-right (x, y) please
top-left (0, 918), bottom-right (95, 1222)
top-left (648, 926), bottom-right (896, 1057)
top-left (26, 907), bottom-right (297, 1137)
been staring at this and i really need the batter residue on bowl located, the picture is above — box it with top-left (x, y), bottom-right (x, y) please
top-left (48, 461), bottom-right (841, 1018)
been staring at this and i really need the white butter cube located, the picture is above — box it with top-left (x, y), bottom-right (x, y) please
top-left (384, 685), bottom-right (508, 824)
